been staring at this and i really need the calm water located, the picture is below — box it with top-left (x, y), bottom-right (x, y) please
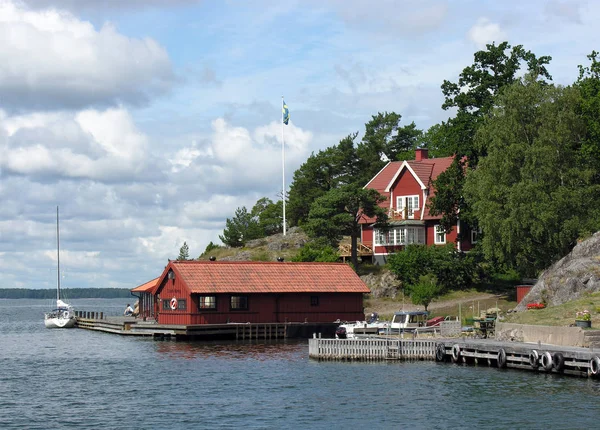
top-left (1, 299), bottom-right (599, 429)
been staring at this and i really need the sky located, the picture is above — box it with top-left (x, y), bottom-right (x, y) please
top-left (1, 0), bottom-right (599, 290)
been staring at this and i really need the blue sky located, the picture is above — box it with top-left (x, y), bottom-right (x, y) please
top-left (1, 0), bottom-right (599, 289)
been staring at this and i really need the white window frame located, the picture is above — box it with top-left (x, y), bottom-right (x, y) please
top-left (434, 225), bottom-right (446, 245)
top-left (395, 195), bottom-right (420, 219)
top-left (471, 229), bottom-right (479, 244)
top-left (373, 226), bottom-right (425, 246)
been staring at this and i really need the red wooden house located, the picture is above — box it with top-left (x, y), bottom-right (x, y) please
top-left (360, 148), bottom-right (476, 264)
top-left (141, 260), bottom-right (369, 325)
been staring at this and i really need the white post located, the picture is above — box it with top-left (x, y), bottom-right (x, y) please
top-left (281, 96), bottom-right (287, 236)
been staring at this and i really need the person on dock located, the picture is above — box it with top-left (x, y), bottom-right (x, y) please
top-left (124, 303), bottom-right (134, 316)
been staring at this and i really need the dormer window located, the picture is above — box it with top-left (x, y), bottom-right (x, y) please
top-left (396, 195), bottom-right (420, 219)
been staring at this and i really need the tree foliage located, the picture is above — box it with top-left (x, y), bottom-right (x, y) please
top-left (387, 244), bottom-right (474, 291)
top-left (291, 239), bottom-right (340, 263)
top-left (407, 274), bottom-right (442, 312)
top-left (463, 76), bottom-right (600, 276)
top-left (304, 185), bottom-right (387, 269)
top-left (219, 206), bottom-right (262, 247)
top-left (429, 42), bottom-right (553, 232)
top-left (251, 197), bottom-right (283, 236)
top-left (177, 241), bottom-right (190, 260)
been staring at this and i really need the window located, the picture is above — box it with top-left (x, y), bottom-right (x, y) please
top-left (396, 195), bottom-right (420, 219)
top-left (310, 296), bottom-right (319, 306)
top-left (163, 298), bottom-right (186, 310)
top-left (471, 229), bottom-right (480, 244)
top-left (435, 225), bottom-right (446, 244)
top-left (373, 227), bottom-right (425, 246)
top-left (199, 295), bottom-right (216, 310)
top-left (230, 295), bottom-right (248, 311)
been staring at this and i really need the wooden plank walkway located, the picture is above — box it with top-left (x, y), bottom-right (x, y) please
top-left (308, 336), bottom-right (600, 378)
top-left (74, 312), bottom-right (337, 340)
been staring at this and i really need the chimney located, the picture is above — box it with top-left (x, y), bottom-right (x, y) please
top-left (415, 148), bottom-right (428, 161)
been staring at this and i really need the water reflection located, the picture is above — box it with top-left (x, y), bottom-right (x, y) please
top-left (153, 339), bottom-right (307, 361)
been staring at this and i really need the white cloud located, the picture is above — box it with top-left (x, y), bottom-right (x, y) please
top-left (0, 107), bottom-right (149, 180)
top-left (0, 0), bottom-right (174, 110)
top-left (467, 17), bottom-right (507, 49)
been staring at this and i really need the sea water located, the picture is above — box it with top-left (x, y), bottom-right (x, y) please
top-left (1, 298), bottom-right (599, 429)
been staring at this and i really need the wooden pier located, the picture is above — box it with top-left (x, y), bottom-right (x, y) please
top-left (308, 336), bottom-right (600, 378)
top-left (73, 311), bottom-right (337, 340)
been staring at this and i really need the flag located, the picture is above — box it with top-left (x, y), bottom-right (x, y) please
top-left (282, 100), bottom-right (289, 125)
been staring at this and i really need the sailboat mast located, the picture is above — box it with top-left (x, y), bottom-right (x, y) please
top-left (57, 206), bottom-right (60, 302)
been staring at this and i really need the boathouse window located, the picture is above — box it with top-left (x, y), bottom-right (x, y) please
top-left (230, 295), bottom-right (248, 311)
top-left (178, 299), bottom-right (186, 310)
top-left (434, 225), bottom-right (446, 244)
top-left (471, 228), bottom-right (480, 244)
top-left (310, 296), bottom-right (319, 306)
top-left (162, 299), bottom-right (170, 310)
top-left (199, 295), bottom-right (216, 310)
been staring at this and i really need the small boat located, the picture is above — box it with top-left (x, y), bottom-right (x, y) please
top-left (387, 310), bottom-right (429, 333)
top-left (335, 313), bottom-right (389, 339)
top-left (44, 206), bottom-right (76, 329)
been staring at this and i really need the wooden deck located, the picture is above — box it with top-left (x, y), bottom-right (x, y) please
top-left (308, 336), bottom-right (600, 378)
top-left (74, 312), bottom-right (337, 340)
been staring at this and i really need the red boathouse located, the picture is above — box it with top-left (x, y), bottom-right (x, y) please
top-left (145, 260), bottom-right (370, 325)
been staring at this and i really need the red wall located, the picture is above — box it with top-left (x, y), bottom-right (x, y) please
top-left (155, 286), bottom-right (366, 325)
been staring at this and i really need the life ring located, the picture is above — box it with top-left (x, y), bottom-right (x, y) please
top-left (541, 351), bottom-right (553, 372)
top-left (589, 356), bottom-right (600, 376)
top-left (435, 343), bottom-right (445, 362)
top-left (497, 348), bottom-right (507, 368)
top-left (553, 352), bottom-right (565, 372)
top-left (170, 297), bottom-right (178, 310)
top-left (529, 349), bottom-right (539, 368)
top-left (451, 344), bottom-right (461, 363)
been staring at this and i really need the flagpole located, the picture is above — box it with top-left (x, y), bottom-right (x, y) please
top-left (281, 96), bottom-right (286, 236)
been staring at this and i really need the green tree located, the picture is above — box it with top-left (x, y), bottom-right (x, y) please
top-left (291, 239), bottom-right (340, 262)
top-left (577, 51), bottom-right (600, 186)
top-left (198, 241), bottom-right (222, 259)
top-left (429, 42), bottom-right (552, 232)
top-left (219, 206), bottom-right (262, 247)
top-left (356, 112), bottom-right (422, 184)
top-left (463, 75), bottom-right (599, 276)
top-left (387, 243), bottom-right (473, 291)
top-left (177, 241), bottom-right (190, 260)
top-left (407, 274), bottom-right (442, 312)
top-left (251, 197), bottom-right (283, 236)
top-left (303, 185), bottom-right (387, 269)
top-left (286, 146), bottom-right (339, 226)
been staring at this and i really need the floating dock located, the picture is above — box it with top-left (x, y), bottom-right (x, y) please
top-left (74, 311), bottom-right (337, 340)
top-left (308, 336), bottom-right (600, 378)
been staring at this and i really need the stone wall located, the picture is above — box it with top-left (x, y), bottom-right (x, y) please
top-left (496, 322), bottom-right (585, 347)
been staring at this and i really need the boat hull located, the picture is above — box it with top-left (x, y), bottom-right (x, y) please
top-left (44, 315), bottom-right (76, 329)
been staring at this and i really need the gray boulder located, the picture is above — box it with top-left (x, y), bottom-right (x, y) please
top-left (515, 231), bottom-right (600, 311)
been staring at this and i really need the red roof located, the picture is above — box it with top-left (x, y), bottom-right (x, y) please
top-left (362, 155), bottom-right (454, 222)
top-left (131, 277), bottom-right (160, 293)
top-left (166, 261), bottom-right (370, 294)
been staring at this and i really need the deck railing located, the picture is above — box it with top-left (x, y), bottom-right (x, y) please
top-left (308, 337), bottom-right (437, 360)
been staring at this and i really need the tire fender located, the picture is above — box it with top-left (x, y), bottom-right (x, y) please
top-left (553, 352), bottom-right (565, 372)
top-left (497, 348), bottom-right (507, 368)
top-left (436, 343), bottom-right (445, 362)
top-left (590, 356), bottom-right (600, 376)
top-left (541, 351), bottom-right (553, 372)
top-left (451, 344), bottom-right (461, 363)
top-left (529, 349), bottom-right (539, 368)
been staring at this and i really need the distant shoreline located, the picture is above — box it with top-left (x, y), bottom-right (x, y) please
top-left (0, 288), bottom-right (132, 299)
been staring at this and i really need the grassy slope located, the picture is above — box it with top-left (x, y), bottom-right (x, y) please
top-left (203, 238), bottom-right (599, 327)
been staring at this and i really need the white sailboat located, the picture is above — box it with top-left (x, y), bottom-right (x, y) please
top-left (44, 206), bottom-right (76, 329)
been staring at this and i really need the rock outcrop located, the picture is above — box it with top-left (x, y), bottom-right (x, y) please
top-left (515, 232), bottom-right (600, 311)
top-left (360, 270), bottom-right (402, 298)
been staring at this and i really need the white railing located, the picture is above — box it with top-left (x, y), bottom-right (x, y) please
top-left (308, 337), bottom-right (437, 360)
